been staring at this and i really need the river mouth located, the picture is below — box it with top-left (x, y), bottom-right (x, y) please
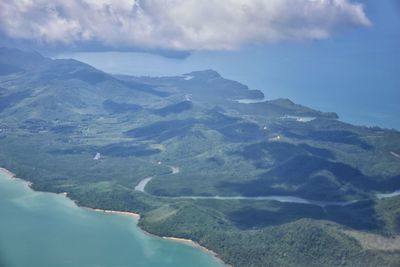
top-left (0, 169), bottom-right (224, 267)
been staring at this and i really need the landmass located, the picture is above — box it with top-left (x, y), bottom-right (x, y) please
top-left (1, 47), bottom-right (400, 266)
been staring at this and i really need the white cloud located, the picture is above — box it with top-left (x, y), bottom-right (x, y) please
top-left (0, 0), bottom-right (371, 50)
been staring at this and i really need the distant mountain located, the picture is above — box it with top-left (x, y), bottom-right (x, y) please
top-left (0, 47), bottom-right (50, 71)
top-left (1, 48), bottom-right (400, 267)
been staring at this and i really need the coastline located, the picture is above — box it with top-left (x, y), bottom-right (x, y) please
top-left (0, 167), bottom-right (231, 267)
top-left (161, 236), bottom-right (233, 267)
top-left (88, 207), bottom-right (231, 267)
top-left (0, 167), bottom-right (33, 188)
top-left (0, 167), bottom-right (16, 177)
top-left (85, 207), bottom-right (141, 220)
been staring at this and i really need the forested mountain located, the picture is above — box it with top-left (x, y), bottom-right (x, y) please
top-left (1, 48), bottom-right (400, 267)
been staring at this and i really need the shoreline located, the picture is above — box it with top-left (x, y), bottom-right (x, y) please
top-left (0, 167), bottom-right (33, 188)
top-left (0, 167), bottom-right (231, 267)
top-left (0, 167), bottom-right (16, 177)
top-left (161, 236), bottom-right (232, 267)
top-left (85, 207), bottom-right (141, 220)
top-left (87, 207), bottom-right (231, 267)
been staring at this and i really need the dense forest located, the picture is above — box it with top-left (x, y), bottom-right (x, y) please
top-left (1, 48), bottom-right (400, 266)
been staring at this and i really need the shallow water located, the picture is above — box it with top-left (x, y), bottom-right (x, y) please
top-left (0, 170), bottom-right (223, 267)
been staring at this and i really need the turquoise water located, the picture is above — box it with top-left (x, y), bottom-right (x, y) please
top-left (0, 170), bottom-right (223, 267)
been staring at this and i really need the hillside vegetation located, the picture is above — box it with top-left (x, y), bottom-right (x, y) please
top-left (1, 48), bottom-right (400, 267)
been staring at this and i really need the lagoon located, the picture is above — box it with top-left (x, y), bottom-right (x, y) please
top-left (0, 170), bottom-right (223, 267)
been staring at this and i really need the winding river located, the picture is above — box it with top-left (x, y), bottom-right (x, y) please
top-left (135, 164), bottom-right (400, 207)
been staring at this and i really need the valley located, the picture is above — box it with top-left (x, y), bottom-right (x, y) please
top-left (1, 47), bottom-right (400, 267)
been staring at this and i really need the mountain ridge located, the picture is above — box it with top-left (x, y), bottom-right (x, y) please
top-left (0, 47), bottom-right (399, 267)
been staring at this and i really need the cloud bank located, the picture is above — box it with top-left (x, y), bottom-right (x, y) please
top-left (0, 0), bottom-right (371, 51)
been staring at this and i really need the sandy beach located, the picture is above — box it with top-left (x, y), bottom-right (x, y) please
top-left (161, 236), bottom-right (233, 267)
top-left (0, 167), bottom-right (33, 188)
top-left (88, 208), bottom-right (141, 220)
top-left (163, 236), bottom-right (214, 254)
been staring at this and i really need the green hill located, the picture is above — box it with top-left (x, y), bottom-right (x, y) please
top-left (1, 47), bottom-right (400, 267)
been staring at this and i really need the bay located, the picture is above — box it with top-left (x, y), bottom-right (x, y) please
top-left (0, 170), bottom-right (223, 267)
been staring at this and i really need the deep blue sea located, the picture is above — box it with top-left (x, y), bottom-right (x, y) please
top-left (57, 50), bottom-right (399, 130)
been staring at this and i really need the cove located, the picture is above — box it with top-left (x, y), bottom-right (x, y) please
top-left (0, 170), bottom-right (224, 267)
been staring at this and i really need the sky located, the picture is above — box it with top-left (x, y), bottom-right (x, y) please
top-left (0, 0), bottom-right (399, 129)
